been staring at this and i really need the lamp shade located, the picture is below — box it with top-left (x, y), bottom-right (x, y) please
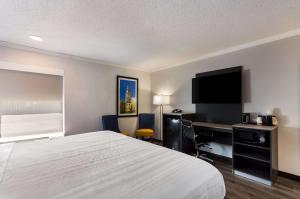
top-left (153, 95), bottom-right (170, 105)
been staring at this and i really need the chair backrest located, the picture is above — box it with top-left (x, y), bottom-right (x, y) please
top-left (181, 119), bottom-right (196, 142)
top-left (102, 115), bottom-right (121, 132)
top-left (182, 119), bottom-right (213, 145)
top-left (138, 113), bottom-right (155, 130)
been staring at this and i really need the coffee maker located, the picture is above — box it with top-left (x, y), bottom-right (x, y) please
top-left (262, 115), bottom-right (278, 126)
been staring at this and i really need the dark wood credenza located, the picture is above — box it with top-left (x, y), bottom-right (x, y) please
top-left (232, 124), bottom-right (278, 185)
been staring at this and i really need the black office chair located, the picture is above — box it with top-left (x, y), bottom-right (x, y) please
top-left (181, 119), bottom-right (214, 165)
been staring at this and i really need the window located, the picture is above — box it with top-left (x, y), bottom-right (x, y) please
top-left (0, 66), bottom-right (64, 142)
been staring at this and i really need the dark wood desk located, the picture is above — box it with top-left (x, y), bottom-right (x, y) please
top-left (164, 116), bottom-right (278, 185)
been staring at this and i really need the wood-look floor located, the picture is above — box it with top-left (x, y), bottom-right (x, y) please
top-left (215, 160), bottom-right (300, 199)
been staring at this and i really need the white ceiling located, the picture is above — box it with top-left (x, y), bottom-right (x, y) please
top-left (1, 0), bottom-right (300, 72)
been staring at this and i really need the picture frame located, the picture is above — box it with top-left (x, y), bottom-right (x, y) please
top-left (116, 75), bottom-right (139, 117)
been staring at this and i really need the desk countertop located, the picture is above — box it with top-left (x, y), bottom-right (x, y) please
top-left (232, 124), bottom-right (278, 131)
top-left (192, 122), bottom-right (278, 131)
top-left (192, 122), bottom-right (233, 131)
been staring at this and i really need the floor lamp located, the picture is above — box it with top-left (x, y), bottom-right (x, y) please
top-left (153, 95), bottom-right (170, 140)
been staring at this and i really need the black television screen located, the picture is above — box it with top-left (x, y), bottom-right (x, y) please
top-left (192, 67), bottom-right (241, 103)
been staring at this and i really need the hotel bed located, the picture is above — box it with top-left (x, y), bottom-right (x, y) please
top-left (0, 131), bottom-right (225, 199)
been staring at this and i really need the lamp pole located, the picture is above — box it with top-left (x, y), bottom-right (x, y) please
top-left (160, 104), bottom-right (163, 140)
top-left (153, 95), bottom-right (170, 141)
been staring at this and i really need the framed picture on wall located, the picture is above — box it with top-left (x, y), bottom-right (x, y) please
top-left (117, 76), bottom-right (139, 117)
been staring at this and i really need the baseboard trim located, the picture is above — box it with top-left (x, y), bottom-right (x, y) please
top-left (278, 171), bottom-right (300, 182)
top-left (234, 170), bottom-right (272, 186)
top-left (152, 138), bottom-right (162, 142)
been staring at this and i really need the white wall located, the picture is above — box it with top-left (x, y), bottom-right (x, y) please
top-left (0, 45), bottom-right (151, 137)
top-left (151, 35), bottom-right (300, 176)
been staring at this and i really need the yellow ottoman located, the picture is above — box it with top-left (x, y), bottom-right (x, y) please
top-left (135, 128), bottom-right (154, 138)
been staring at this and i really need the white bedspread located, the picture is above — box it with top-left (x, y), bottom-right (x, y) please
top-left (0, 131), bottom-right (225, 199)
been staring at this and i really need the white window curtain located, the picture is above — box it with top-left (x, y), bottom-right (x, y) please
top-left (0, 69), bottom-right (63, 141)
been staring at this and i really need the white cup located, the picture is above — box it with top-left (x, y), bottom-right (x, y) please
top-left (256, 116), bottom-right (263, 125)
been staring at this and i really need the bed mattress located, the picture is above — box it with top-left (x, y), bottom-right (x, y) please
top-left (0, 131), bottom-right (225, 199)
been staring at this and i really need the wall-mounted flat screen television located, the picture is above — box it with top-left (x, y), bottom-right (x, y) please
top-left (192, 66), bottom-right (242, 104)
